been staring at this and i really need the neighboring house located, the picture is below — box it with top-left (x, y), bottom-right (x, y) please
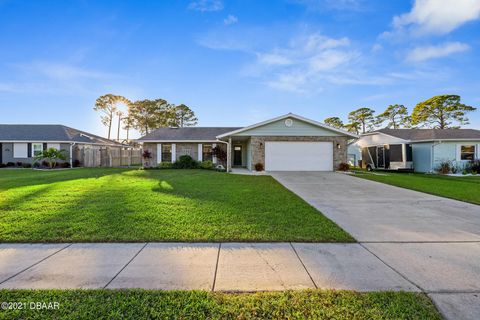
top-left (348, 128), bottom-right (480, 172)
top-left (0, 124), bottom-right (126, 167)
top-left (139, 113), bottom-right (358, 171)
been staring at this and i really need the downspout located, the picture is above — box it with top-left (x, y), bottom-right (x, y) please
top-left (69, 142), bottom-right (76, 168)
top-left (431, 140), bottom-right (441, 172)
top-left (215, 139), bottom-right (230, 172)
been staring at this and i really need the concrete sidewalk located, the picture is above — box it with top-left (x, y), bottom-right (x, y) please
top-left (1, 242), bottom-right (479, 319)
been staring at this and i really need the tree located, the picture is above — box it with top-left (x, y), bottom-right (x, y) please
top-left (411, 95), bottom-right (477, 129)
top-left (344, 122), bottom-right (361, 135)
top-left (324, 117), bottom-right (344, 129)
top-left (129, 99), bottom-right (171, 135)
top-left (93, 94), bottom-right (118, 139)
top-left (376, 104), bottom-right (410, 129)
top-left (169, 104), bottom-right (198, 127)
top-left (34, 148), bottom-right (67, 169)
top-left (347, 107), bottom-right (376, 134)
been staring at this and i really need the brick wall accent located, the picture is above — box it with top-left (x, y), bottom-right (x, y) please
top-left (250, 136), bottom-right (348, 170)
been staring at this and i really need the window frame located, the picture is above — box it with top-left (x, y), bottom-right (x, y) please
top-left (202, 144), bottom-right (213, 161)
top-left (460, 145), bottom-right (476, 161)
top-left (32, 143), bottom-right (43, 157)
top-left (162, 144), bottom-right (172, 162)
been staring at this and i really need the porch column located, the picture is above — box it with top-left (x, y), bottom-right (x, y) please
top-left (401, 144), bottom-right (406, 165)
top-left (227, 138), bottom-right (232, 172)
top-left (212, 143), bottom-right (217, 164)
top-left (171, 143), bottom-right (176, 162)
top-left (157, 143), bottom-right (162, 164)
top-left (197, 143), bottom-right (203, 162)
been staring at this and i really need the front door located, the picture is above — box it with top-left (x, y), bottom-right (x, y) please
top-left (233, 145), bottom-right (242, 166)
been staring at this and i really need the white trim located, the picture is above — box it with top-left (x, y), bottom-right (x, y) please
top-left (198, 143), bottom-right (203, 162)
top-left (171, 143), bottom-right (176, 162)
top-left (360, 132), bottom-right (411, 143)
top-left (157, 143), bottom-right (162, 164)
top-left (137, 140), bottom-right (220, 143)
top-left (216, 113), bottom-right (359, 139)
top-left (32, 142), bottom-right (43, 157)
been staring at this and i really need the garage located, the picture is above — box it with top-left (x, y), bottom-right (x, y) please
top-left (265, 141), bottom-right (333, 171)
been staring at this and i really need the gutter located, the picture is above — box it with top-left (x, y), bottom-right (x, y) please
top-left (69, 142), bottom-right (76, 168)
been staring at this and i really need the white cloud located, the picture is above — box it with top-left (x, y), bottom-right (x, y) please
top-left (188, 0), bottom-right (223, 12)
top-left (391, 0), bottom-right (480, 36)
top-left (223, 14), bottom-right (238, 25)
top-left (406, 42), bottom-right (470, 62)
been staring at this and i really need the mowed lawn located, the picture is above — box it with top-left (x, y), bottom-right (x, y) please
top-left (355, 171), bottom-right (480, 205)
top-left (0, 289), bottom-right (441, 320)
top-left (0, 168), bottom-right (353, 242)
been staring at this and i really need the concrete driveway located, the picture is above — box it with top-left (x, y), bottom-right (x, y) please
top-left (271, 171), bottom-right (480, 320)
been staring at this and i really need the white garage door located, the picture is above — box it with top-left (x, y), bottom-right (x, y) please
top-left (265, 141), bottom-right (333, 171)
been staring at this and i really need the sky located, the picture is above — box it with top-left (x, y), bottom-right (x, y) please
top-left (1, 0), bottom-right (479, 139)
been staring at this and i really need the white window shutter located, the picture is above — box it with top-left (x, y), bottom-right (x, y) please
top-left (157, 144), bottom-right (162, 164)
top-left (198, 144), bottom-right (203, 162)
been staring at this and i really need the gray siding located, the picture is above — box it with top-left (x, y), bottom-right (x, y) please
top-left (1, 142), bottom-right (71, 165)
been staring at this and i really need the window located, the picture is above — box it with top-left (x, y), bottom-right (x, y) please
top-left (202, 144), bottom-right (212, 161)
top-left (389, 144), bottom-right (403, 162)
top-left (32, 143), bottom-right (43, 156)
top-left (162, 144), bottom-right (172, 162)
top-left (47, 143), bottom-right (60, 150)
top-left (13, 143), bottom-right (28, 158)
top-left (460, 145), bottom-right (476, 160)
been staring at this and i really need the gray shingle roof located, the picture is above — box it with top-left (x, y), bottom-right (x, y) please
top-left (0, 124), bottom-right (124, 146)
top-left (377, 128), bottom-right (480, 141)
top-left (138, 127), bottom-right (242, 141)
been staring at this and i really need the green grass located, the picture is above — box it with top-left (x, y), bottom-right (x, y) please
top-left (0, 289), bottom-right (441, 320)
top-left (0, 168), bottom-right (353, 242)
top-left (354, 171), bottom-right (480, 205)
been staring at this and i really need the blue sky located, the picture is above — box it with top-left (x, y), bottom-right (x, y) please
top-left (1, 0), bottom-right (479, 138)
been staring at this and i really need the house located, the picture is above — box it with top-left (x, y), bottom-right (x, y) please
top-left (348, 128), bottom-right (480, 172)
top-left (139, 113), bottom-right (358, 171)
top-left (0, 124), bottom-right (126, 167)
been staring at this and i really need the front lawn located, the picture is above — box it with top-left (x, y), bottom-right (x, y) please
top-left (0, 289), bottom-right (441, 320)
top-left (0, 168), bottom-right (352, 242)
top-left (354, 171), bottom-right (480, 205)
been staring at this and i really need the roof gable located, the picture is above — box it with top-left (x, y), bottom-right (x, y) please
top-left (218, 113), bottom-right (358, 138)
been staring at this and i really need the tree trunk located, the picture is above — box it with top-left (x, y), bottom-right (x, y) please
top-left (108, 116), bottom-right (112, 139)
top-left (117, 115), bottom-right (121, 141)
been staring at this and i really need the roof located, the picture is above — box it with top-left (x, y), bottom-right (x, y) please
top-left (0, 124), bottom-right (125, 146)
top-left (375, 128), bottom-right (480, 141)
top-left (138, 127), bottom-right (241, 141)
top-left (217, 113), bottom-right (359, 139)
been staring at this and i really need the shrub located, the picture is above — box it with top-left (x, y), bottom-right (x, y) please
top-left (16, 161), bottom-right (23, 167)
top-left (22, 163), bottom-right (32, 168)
top-left (41, 160), bottom-right (49, 167)
top-left (211, 146), bottom-right (227, 164)
top-left (73, 159), bottom-right (81, 167)
top-left (158, 162), bottom-right (173, 169)
top-left (254, 162), bottom-right (264, 171)
top-left (61, 162), bottom-right (71, 168)
top-left (173, 155), bottom-right (199, 169)
top-left (200, 160), bottom-right (214, 170)
top-left (142, 150), bottom-right (152, 159)
top-left (337, 162), bottom-right (350, 171)
top-left (436, 160), bottom-right (451, 174)
top-left (0, 163), bottom-right (7, 168)
top-left (6, 162), bottom-right (15, 167)
top-left (34, 148), bottom-right (67, 169)
top-left (470, 159), bottom-right (480, 174)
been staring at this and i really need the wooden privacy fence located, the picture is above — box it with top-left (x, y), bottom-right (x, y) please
top-left (74, 146), bottom-right (142, 167)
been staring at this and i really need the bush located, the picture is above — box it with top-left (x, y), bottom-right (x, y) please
top-left (436, 160), bottom-right (451, 174)
top-left (41, 160), bottom-right (49, 167)
top-left (73, 159), bottom-right (81, 167)
top-left (158, 162), bottom-right (173, 169)
top-left (61, 162), bottom-right (71, 168)
top-left (200, 160), bottom-right (214, 170)
top-left (22, 163), bottom-right (32, 168)
top-left (142, 150), bottom-right (152, 159)
top-left (173, 155), bottom-right (199, 169)
top-left (254, 162), bottom-right (264, 171)
top-left (337, 162), bottom-right (350, 171)
top-left (16, 161), bottom-right (23, 167)
top-left (0, 163), bottom-right (7, 168)
top-left (470, 159), bottom-right (480, 174)
top-left (6, 162), bottom-right (15, 167)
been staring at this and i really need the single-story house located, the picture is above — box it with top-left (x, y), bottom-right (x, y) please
top-left (139, 113), bottom-right (358, 171)
top-left (0, 124), bottom-right (126, 167)
top-left (348, 128), bottom-right (480, 172)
